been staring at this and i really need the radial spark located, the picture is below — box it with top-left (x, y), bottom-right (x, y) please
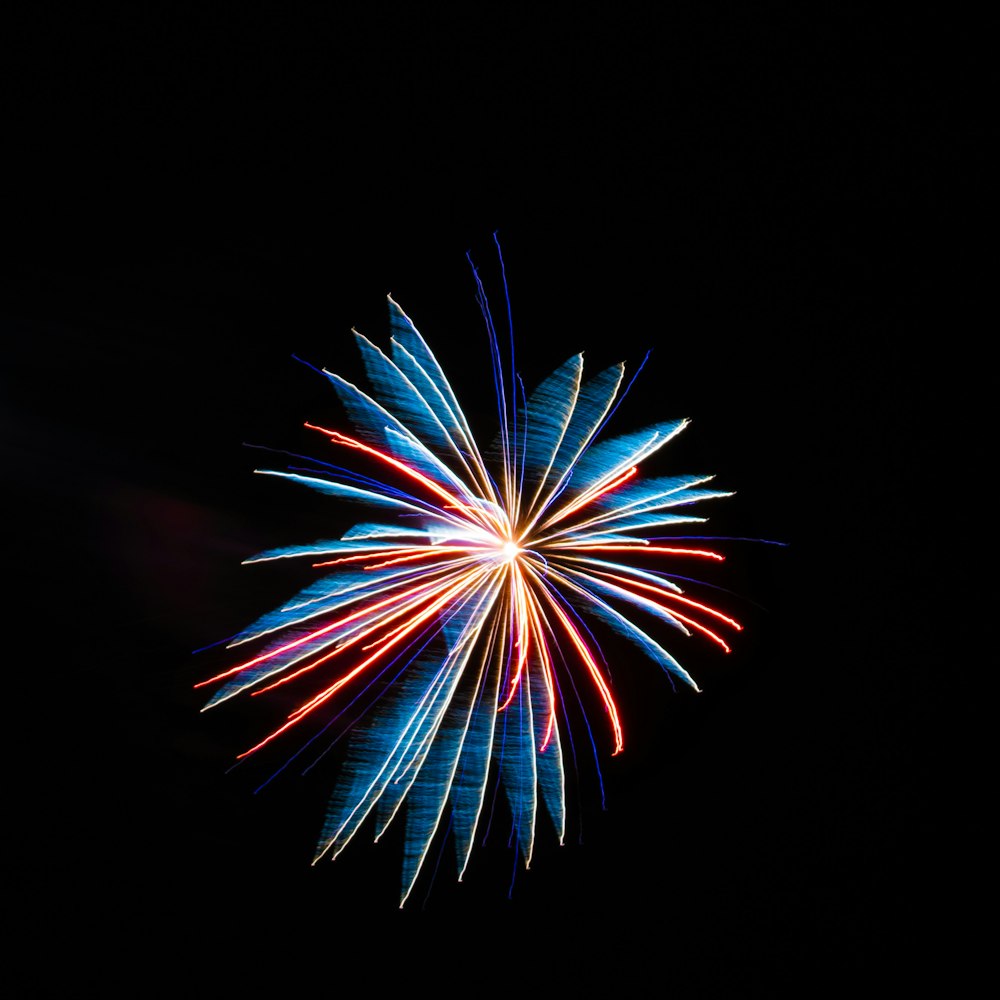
top-left (202, 252), bottom-right (742, 905)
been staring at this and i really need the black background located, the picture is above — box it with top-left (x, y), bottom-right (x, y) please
top-left (6, 7), bottom-right (987, 993)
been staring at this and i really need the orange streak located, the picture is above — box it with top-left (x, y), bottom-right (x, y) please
top-left (195, 572), bottom-right (460, 689)
top-left (528, 595), bottom-right (557, 751)
top-left (543, 466), bottom-right (638, 528)
top-left (252, 566), bottom-right (476, 694)
top-left (657, 607), bottom-right (732, 652)
top-left (360, 546), bottom-right (482, 570)
top-left (497, 562), bottom-right (531, 711)
top-left (528, 569), bottom-right (623, 754)
top-left (311, 547), bottom-right (413, 568)
top-left (589, 570), bottom-right (742, 630)
top-left (235, 566), bottom-right (493, 759)
top-left (305, 424), bottom-right (501, 534)
top-left (558, 544), bottom-right (724, 561)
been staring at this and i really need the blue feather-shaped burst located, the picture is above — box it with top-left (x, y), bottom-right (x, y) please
top-left (201, 250), bottom-right (742, 905)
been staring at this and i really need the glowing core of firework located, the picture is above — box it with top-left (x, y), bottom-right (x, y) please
top-left (500, 540), bottom-right (522, 562)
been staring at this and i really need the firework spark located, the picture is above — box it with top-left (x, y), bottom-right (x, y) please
top-left (201, 250), bottom-right (741, 904)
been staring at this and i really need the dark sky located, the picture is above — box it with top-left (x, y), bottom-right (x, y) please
top-left (6, 8), bottom-right (985, 992)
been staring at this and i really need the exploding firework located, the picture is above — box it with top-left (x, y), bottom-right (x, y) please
top-left (199, 247), bottom-right (742, 904)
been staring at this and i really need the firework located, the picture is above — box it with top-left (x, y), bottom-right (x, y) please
top-left (200, 249), bottom-right (740, 905)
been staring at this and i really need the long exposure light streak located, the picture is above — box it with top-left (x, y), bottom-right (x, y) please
top-left (202, 250), bottom-right (743, 905)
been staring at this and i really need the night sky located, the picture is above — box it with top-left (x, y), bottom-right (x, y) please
top-left (7, 9), bottom-right (985, 992)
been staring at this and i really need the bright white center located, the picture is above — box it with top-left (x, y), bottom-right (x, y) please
top-left (500, 540), bottom-right (521, 562)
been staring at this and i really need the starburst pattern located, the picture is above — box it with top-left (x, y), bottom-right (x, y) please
top-left (200, 253), bottom-right (741, 904)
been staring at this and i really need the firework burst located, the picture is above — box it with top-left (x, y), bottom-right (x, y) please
top-left (200, 248), bottom-right (741, 904)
